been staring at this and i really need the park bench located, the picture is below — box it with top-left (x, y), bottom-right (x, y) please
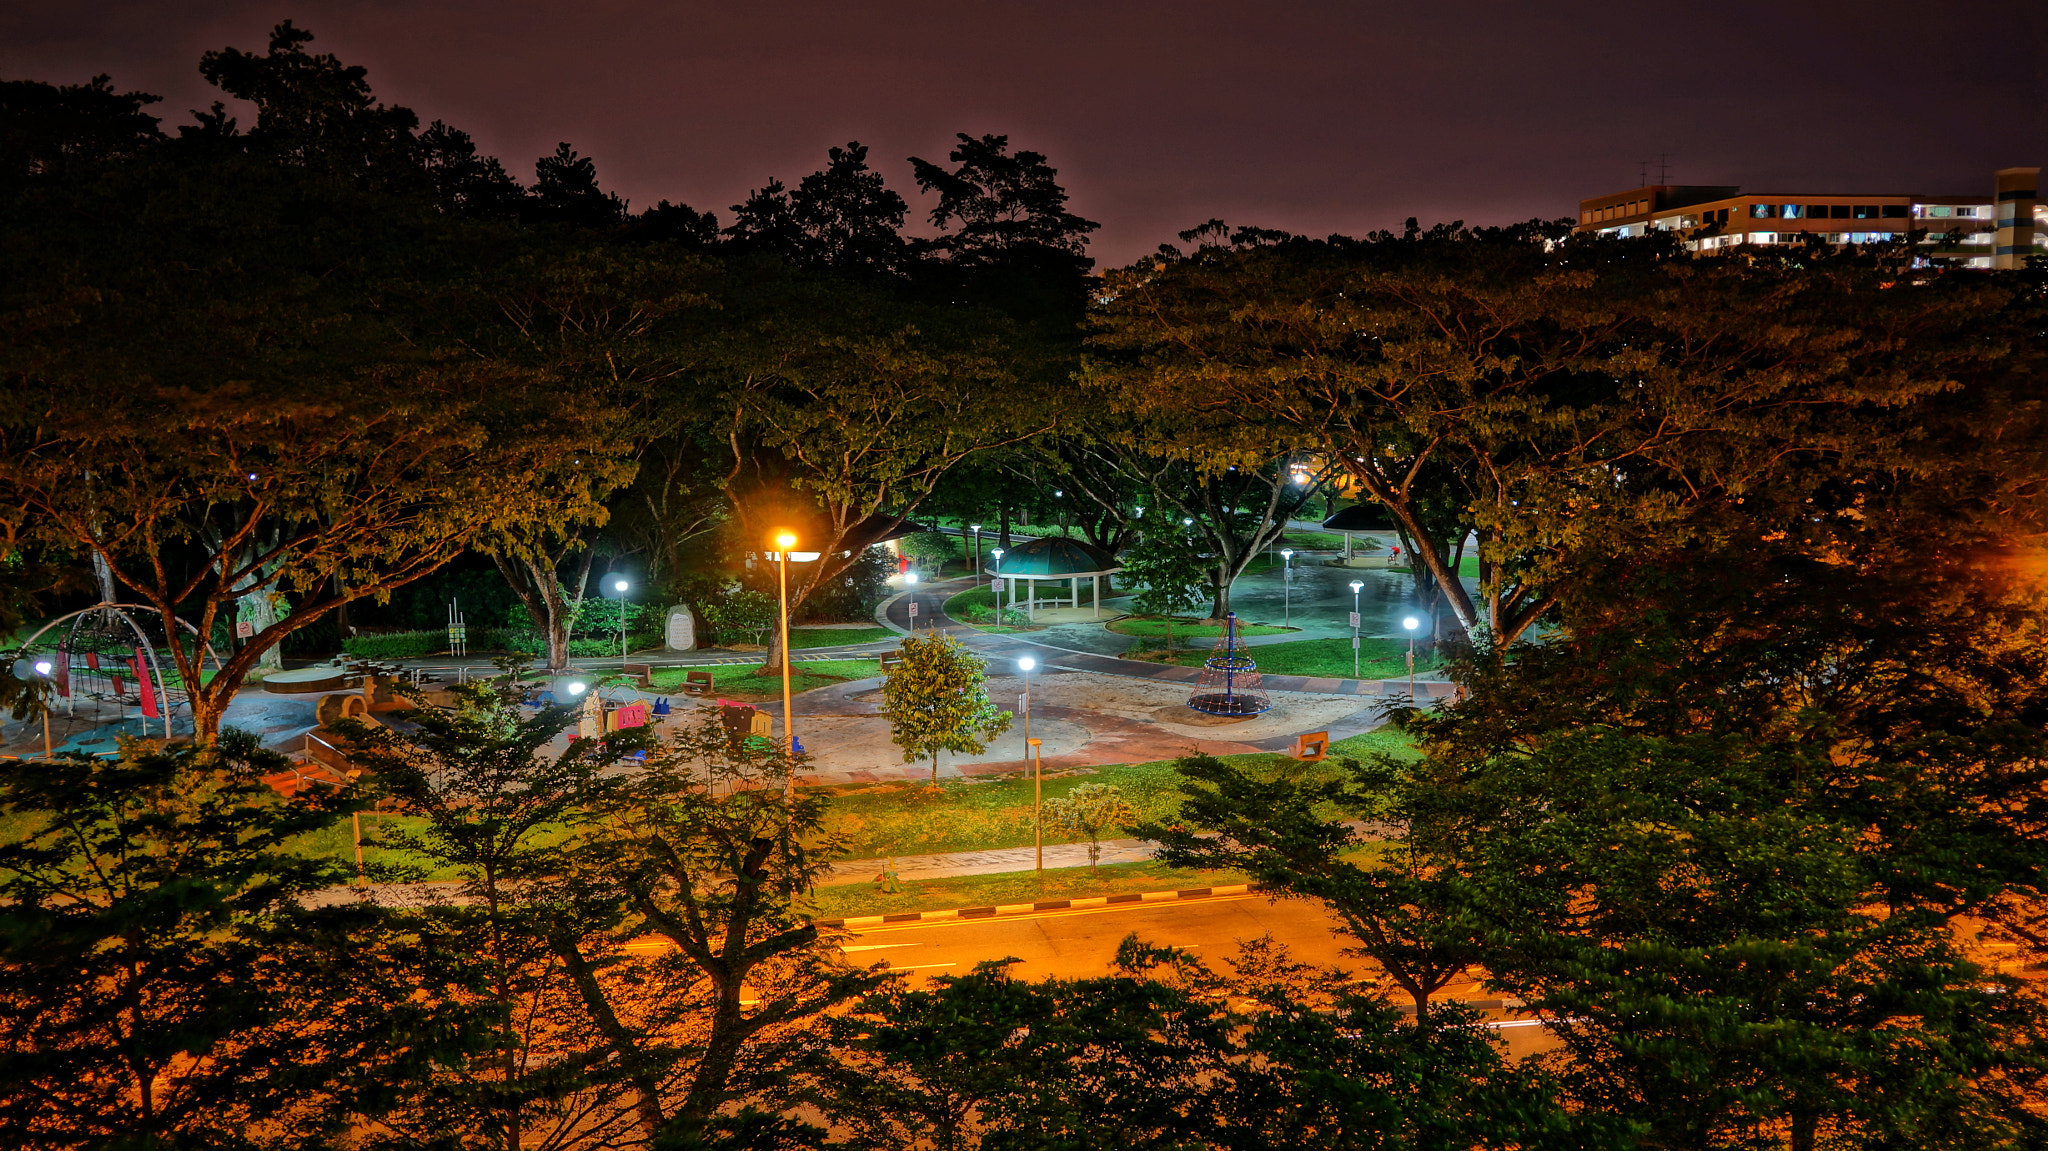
top-left (879, 650), bottom-right (905, 671)
top-left (681, 670), bottom-right (714, 696)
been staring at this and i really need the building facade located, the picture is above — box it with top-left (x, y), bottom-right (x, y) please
top-left (1575, 167), bottom-right (2041, 269)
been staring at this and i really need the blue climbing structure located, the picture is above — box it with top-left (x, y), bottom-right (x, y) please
top-left (1186, 613), bottom-right (1271, 717)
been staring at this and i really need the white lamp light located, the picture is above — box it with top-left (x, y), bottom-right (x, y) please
top-left (565, 680), bottom-right (587, 696)
top-left (32, 660), bottom-right (52, 676)
top-left (905, 571), bottom-right (920, 585)
top-left (1403, 616), bottom-right (1420, 630)
top-left (1349, 581), bottom-right (1364, 593)
top-left (1017, 656), bottom-right (1035, 672)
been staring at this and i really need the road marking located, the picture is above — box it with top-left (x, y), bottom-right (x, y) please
top-left (839, 942), bottom-right (925, 953)
top-left (847, 892), bottom-right (1263, 934)
top-left (882, 962), bottom-right (959, 972)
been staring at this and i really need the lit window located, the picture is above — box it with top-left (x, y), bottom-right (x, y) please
top-left (1781, 204), bottom-right (1804, 219)
top-left (1853, 205), bottom-right (1878, 219)
top-left (1922, 205), bottom-right (1952, 218)
top-left (1750, 203), bottom-right (1777, 219)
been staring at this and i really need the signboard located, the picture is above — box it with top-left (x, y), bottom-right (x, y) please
top-left (235, 620), bottom-right (255, 638)
top-left (1347, 611), bottom-right (1361, 628)
top-left (611, 702), bottom-right (649, 730)
top-left (907, 602), bottom-right (920, 617)
top-left (665, 605), bottom-right (697, 651)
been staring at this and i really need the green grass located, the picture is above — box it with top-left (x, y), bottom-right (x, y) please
top-left (789, 626), bottom-right (894, 649)
top-left (646, 659), bottom-right (880, 699)
top-left (1153, 636), bottom-right (1446, 680)
top-left (814, 735), bottom-right (1416, 859)
top-left (1107, 617), bottom-right (1293, 639)
top-left (809, 858), bottom-right (1252, 920)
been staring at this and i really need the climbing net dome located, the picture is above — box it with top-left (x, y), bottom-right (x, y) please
top-left (1186, 613), bottom-right (1270, 716)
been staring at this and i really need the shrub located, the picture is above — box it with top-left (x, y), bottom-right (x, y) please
top-left (340, 628), bottom-right (510, 660)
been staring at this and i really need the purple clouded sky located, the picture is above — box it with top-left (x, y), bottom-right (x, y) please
top-left (6, 0), bottom-right (2044, 266)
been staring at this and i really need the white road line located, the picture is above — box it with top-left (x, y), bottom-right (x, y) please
top-left (839, 942), bottom-right (925, 953)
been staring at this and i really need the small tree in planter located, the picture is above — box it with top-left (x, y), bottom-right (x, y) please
top-left (698, 583), bottom-right (776, 649)
top-left (878, 633), bottom-right (1012, 786)
top-left (1041, 783), bottom-right (1136, 874)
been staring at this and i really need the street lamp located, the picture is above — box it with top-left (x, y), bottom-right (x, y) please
top-left (11, 657), bottom-right (53, 759)
top-left (608, 576), bottom-right (630, 662)
top-left (970, 524), bottom-right (982, 577)
top-left (1280, 548), bottom-right (1295, 625)
top-left (1349, 580), bottom-right (1364, 679)
top-left (903, 569), bottom-right (920, 632)
top-left (1403, 615), bottom-right (1420, 699)
top-left (990, 548), bottom-right (1005, 622)
top-left (1017, 655), bottom-right (1041, 875)
top-left (774, 532), bottom-right (798, 787)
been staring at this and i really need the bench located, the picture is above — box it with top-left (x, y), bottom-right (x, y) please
top-left (681, 670), bottom-right (715, 696)
top-left (879, 650), bottom-right (905, 672)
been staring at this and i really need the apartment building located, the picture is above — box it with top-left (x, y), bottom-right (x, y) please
top-left (1575, 167), bottom-right (2040, 269)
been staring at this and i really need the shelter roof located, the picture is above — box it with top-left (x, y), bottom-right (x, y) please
top-left (1322, 504), bottom-right (1396, 532)
top-left (994, 536), bottom-right (1122, 577)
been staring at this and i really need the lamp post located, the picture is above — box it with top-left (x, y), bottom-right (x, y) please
top-left (774, 533), bottom-right (798, 787)
top-left (990, 548), bottom-right (1004, 623)
top-left (11, 657), bottom-right (53, 759)
top-left (609, 576), bottom-right (630, 663)
top-left (1281, 548), bottom-right (1294, 625)
top-left (971, 524), bottom-right (982, 576)
top-left (903, 570), bottom-right (920, 632)
top-left (1349, 580), bottom-right (1364, 679)
top-left (1018, 655), bottom-right (1040, 874)
top-left (1403, 615), bottom-right (1420, 699)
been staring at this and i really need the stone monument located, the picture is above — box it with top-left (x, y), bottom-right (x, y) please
top-left (664, 604), bottom-right (697, 652)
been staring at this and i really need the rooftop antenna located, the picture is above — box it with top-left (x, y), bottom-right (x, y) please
top-left (1639, 159), bottom-right (1649, 186)
top-left (1657, 152), bottom-right (1671, 184)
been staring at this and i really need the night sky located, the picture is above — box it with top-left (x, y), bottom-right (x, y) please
top-left (6, 1), bottom-right (2045, 266)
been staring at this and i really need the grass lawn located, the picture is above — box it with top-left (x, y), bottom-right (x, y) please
top-left (647, 659), bottom-right (880, 699)
top-left (789, 626), bottom-right (894, 649)
top-left (1147, 636), bottom-right (1445, 680)
top-left (810, 858), bottom-right (1253, 920)
top-left (1107, 617), bottom-right (1293, 639)
top-left (815, 730), bottom-right (1416, 859)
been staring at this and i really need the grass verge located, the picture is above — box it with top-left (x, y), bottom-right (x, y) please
top-left (1137, 636), bottom-right (1446, 680)
top-left (809, 858), bottom-right (1252, 920)
top-left (647, 659), bottom-right (880, 699)
top-left (1107, 617), bottom-right (1293, 639)
top-left (789, 626), bottom-right (894, 649)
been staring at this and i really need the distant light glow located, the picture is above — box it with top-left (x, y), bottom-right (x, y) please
top-left (612, 578), bottom-right (628, 593)
top-left (904, 572), bottom-right (919, 584)
top-left (1349, 581), bottom-right (1363, 592)
top-left (1403, 616), bottom-right (1420, 630)
top-left (566, 680), bottom-right (588, 695)
top-left (32, 660), bottom-right (52, 676)
top-left (775, 532), bottom-right (797, 549)
top-left (1018, 656), bottom-right (1036, 671)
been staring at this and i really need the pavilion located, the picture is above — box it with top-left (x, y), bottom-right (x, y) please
top-left (991, 537), bottom-right (1124, 621)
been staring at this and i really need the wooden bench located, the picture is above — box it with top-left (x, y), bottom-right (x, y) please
top-left (879, 650), bottom-right (905, 672)
top-left (681, 670), bottom-right (715, 696)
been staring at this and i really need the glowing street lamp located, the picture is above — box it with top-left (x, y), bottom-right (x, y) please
top-left (970, 524), bottom-right (982, 577)
top-left (1017, 655), bottom-right (1042, 874)
top-left (608, 576), bottom-right (631, 662)
top-left (990, 548), bottom-right (1005, 622)
top-left (10, 656), bottom-right (54, 759)
top-left (774, 532), bottom-right (798, 786)
top-left (1280, 548), bottom-right (1295, 625)
top-left (1403, 615), bottom-right (1421, 699)
top-left (1349, 580), bottom-right (1365, 678)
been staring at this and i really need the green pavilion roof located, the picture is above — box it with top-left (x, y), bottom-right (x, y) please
top-left (993, 536), bottom-right (1122, 576)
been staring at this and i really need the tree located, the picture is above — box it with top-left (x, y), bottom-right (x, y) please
top-left (531, 142), bottom-right (627, 226)
top-left (724, 141), bottom-right (910, 275)
top-left (707, 269), bottom-right (1051, 674)
top-left (0, 25), bottom-right (641, 736)
top-left (1122, 516), bottom-right (1219, 653)
top-left (575, 709), bottom-right (878, 1138)
top-left (333, 669), bottom-right (661, 1150)
top-left (1041, 782), bottom-right (1135, 874)
top-left (1141, 752), bottom-right (1483, 1023)
top-left (910, 132), bottom-right (1101, 314)
top-left (898, 530), bottom-right (958, 571)
top-left (1090, 222), bottom-right (2022, 651)
top-left (878, 632), bottom-right (1012, 785)
top-left (0, 731), bottom-right (448, 1147)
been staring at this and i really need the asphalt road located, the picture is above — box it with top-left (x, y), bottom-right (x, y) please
top-left (834, 891), bottom-right (1560, 1059)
